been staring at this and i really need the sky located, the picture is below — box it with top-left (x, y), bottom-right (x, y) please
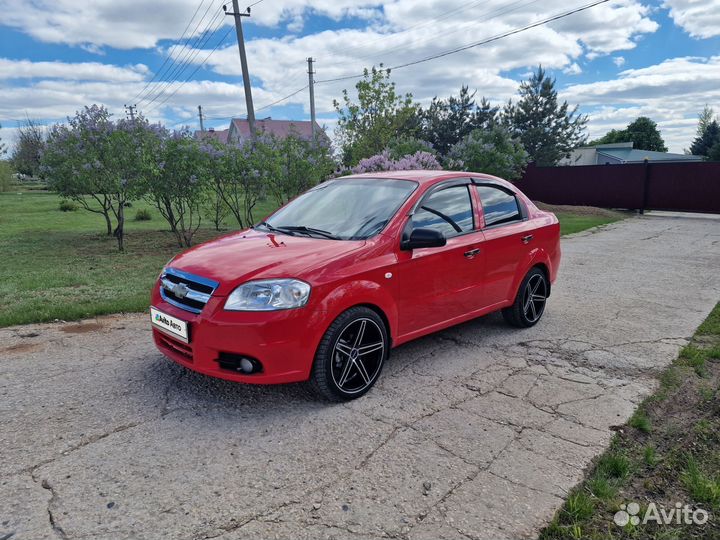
top-left (1, 0), bottom-right (719, 154)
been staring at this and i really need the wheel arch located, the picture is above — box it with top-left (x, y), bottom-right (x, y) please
top-left (508, 248), bottom-right (553, 303)
top-left (353, 303), bottom-right (393, 348)
top-left (314, 279), bottom-right (399, 346)
top-left (530, 261), bottom-right (551, 297)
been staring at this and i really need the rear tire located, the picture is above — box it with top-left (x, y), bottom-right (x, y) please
top-left (310, 307), bottom-right (388, 401)
top-left (502, 267), bottom-right (548, 328)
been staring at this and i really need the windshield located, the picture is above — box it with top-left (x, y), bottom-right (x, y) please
top-left (260, 178), bottom-right (418, 240)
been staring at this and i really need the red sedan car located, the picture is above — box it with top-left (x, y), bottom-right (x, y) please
top-left (151, 171), bottom-right (560, 400)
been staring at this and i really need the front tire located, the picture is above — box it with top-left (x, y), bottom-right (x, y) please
top-left (502, 267), bottom-right (549, 328)
top-left (310, 307), bottom-right (388, 401)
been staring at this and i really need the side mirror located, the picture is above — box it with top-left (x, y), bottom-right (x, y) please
top-left (401, 228), bottom-right (447, 250)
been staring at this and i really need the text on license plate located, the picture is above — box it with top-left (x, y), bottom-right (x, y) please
top-left (150, 307), bottom-right (189, 343)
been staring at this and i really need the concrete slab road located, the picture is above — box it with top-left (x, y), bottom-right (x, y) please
top-left (1, 214), bottom-right (720, 540)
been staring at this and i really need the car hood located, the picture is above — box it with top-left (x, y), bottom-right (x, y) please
top-left (167, 229), bottom-right (366, 295)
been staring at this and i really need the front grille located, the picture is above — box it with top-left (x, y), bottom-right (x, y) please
top-left (159, 268), bottom-right (219, 314)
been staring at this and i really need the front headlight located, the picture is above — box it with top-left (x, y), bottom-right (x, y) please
top-left (224, 279), bottom-right (311, 311)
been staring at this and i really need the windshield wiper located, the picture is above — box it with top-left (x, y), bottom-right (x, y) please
top-left (254, 221), bottom-right (297, 236)
top-left (277, 225), bottom-right (340, 240)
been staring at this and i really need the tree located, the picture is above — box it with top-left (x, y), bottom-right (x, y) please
top-left (696, 105), bottom-right (715, 139)
top-left (43, 107), bottom-right (116, 237)
top-left (42, 105), bottom-right (149, 250)
top-left (273, 131), bottom-right (335, 206)
top-left (445, 126), bottom-right (529, 180)
top-left (0, 122), bottom-right (7, 156)
top-left (708, 141), bottom-right (720, 162)
top-left (334, 65), bottom-right (419, 166)
top-left (587, 129), bottom-right (627, 146)
top-left (624, 117), bottom-right (667, 152)
top-left (420, 87), bottom-right (498, 156)
top-left (503, 66), bottom-right (587, 165)
top-left (590, 117), bottom-right (667, 152)
top-left (146, 129), bottom-right (208, 247)
top-left (11, 118), bottom-right (46, 177)
top-left (202, 137), bottom-right (275, 229)
top-left (690, 120), bottom-right (720, 157)
top-left (386, 135), bottom-right (436, 160)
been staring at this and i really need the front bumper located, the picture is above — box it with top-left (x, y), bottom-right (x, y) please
top-left (150, 285), bottom-right (328, 384)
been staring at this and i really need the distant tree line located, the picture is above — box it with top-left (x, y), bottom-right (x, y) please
top-left (334, 65), bottom-right (588, 178)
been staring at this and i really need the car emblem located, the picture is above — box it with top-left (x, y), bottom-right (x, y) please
top-left (173, 283), bottom-right (190, 299)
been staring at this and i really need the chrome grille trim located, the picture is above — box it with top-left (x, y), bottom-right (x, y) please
top-left (159, 268), bottom-right (219, 314)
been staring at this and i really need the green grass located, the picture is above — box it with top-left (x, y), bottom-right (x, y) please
top-left (0, 191), bottom-right (277, 327)
top-left (554, 213), bottom-right (624, 236)
top-left (629, 409), bottom-right (653, 433)
top-left (682, 455), bottom-right (720, 509)
top-left (0, 191), bottom-right (627, 328)
top-left (643, 445), bottom-right (657, 467)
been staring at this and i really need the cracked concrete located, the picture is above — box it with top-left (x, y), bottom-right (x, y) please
top-left (1, 214), bottom-right (719, 540)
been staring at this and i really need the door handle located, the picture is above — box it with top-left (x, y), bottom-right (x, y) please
top-left (464, 248), bottom-right (481, 259)
top-left (521, 234), bottom-right (534, 244)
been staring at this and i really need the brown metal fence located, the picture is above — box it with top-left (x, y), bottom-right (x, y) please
top-left (514, 161), bottom-right (720, 214)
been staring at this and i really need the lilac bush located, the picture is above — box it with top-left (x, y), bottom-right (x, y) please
top-left (146, 129), bottom-right (208, 247)
top-left (43, 105), bottom-right (166, 250)
top-left (201, 137), bottom-right (273, 229)
top-left (351, 149), bottom-right (441, 174)
top-left (272, 131), bottom-right (335, 206)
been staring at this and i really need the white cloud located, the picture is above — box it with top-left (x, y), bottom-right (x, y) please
top-left (0, 58), bottom-right (148, 82)
top-left (0, 0), bottom-right (384, 50)
top-left (563, 56), bottom-right (720, 152)
top-left (8, 0), bottom-right (713, 155)
top-left (563, 63), bottom-right (583, 75)
top-left (168, 0), bottom-right (658, 119)
top-left (663, 0), bottom-right (720, 38)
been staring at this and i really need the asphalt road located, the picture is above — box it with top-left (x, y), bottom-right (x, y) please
top-left (2, 214), bottom-right (720, 540)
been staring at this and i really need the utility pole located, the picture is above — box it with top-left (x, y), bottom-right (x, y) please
top-left (198, 105), bottom-right (205, 132)
top-left (225, 2), bottom-right (255, 137)
top-left (307, 57), bottom-right (316, 142)
top-left (124, 104), bottom-right (137, 122)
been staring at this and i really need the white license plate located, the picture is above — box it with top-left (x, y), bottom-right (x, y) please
top-left (151, 307), bottom-right (189, 343)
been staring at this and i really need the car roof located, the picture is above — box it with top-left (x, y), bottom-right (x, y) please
top-left (337, 170), bottom-right (505, 186)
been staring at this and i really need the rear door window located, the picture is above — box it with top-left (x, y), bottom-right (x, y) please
top-left (475, 185), bottom-right (522, 227)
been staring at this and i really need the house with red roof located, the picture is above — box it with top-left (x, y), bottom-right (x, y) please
top-left (193, 127), bottom-right (229, 144)
top-left (227, 118), bottom-right (329, 146)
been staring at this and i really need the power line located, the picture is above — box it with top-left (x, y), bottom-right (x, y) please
top-left (322, 0), bottom-right (539, 69)
top-left (144, 26), bottom-right (235, 115)
top-left (256, 85), bottom-right (308, 113)
top-left (203, 84), bottom-right (309, 123)
top-left (136, 0), bottom-right (220, 104)
top-left (141, 0), bottom-right (611, 120)
top-left (247, 0), bottom-right (265, 7)
top-left (332, 0), bottom-right (545, 69)
top-left (138, 3), bottom-right (225, 107)
top-left (140, 11), bottom-right (227, 110)
top-left (131, 0), bottom-right (210, 103)
top-left (316, 0), bottom-right (611, 85)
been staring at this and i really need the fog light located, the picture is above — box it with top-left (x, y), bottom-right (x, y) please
top-left (217, 353), bottom-right (263, 374)
top-left (240, 358), bottom-right (254, 373)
